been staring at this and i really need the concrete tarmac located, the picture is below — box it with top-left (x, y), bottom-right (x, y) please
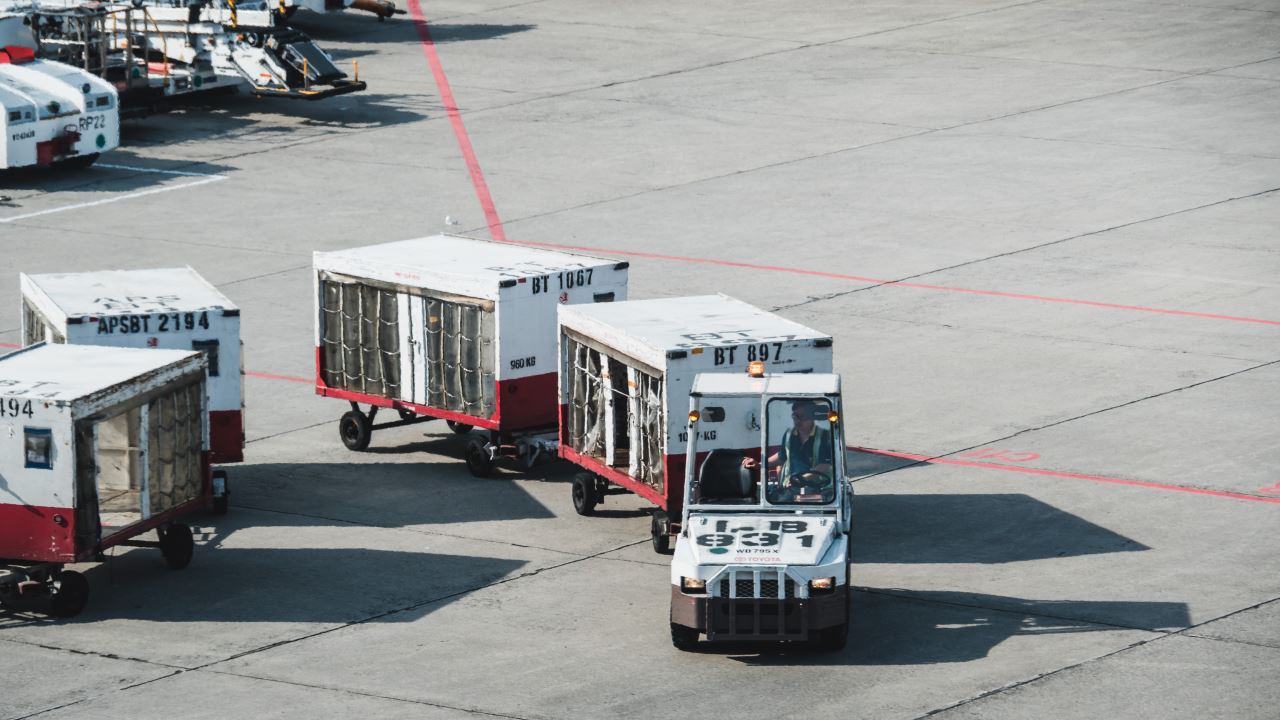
top-left (2, 0), bottom-right (1278, 718)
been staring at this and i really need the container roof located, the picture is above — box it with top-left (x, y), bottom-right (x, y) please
top-left (314, 235), bottom-right (624, 294)
top-left (22, 267), bottom-right (236, 319)
top-left (692, 372), bottom-right (842, 397)
top-left (559, 295), bottom-right (831, 355)
top-left (0, 344), bottom-right (201, 402)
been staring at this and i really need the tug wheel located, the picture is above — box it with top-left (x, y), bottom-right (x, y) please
top-left (650, 511), bottom-right (671, 554)
top-left (446, 420), bottom-right (473, 435)
top-left (54, 153), bottom-right (99, 171)
top-left (571, 472), bottom-right (598, 516)
top-left (339, 411), bottom-right (372, 451)
top-left (464, 435), bottom-right (494, 477)
top-left (160, 523), bottom-right (195, 570)
top-left (49, 570), bottom-right (89, 618)
top-left (670, 623), bottom-right (698, 651)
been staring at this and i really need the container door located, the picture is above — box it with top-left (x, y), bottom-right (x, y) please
top-left (73, 422), bottom-right (101, 550)
top-left (398, 293), bottom-right (428, 406)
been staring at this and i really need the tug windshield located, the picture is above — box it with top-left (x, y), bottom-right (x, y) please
top-left (763, 397), bottom-right (837, 505)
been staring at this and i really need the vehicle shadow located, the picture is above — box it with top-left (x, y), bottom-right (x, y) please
top-left (0, 153), bottom-right (236, 205)
top-left (845, 446), bottom-right (923, 479)
top-left (852, 493), bottom-right (1149, 564)
top-left (290, 11), bottom-right (536, 45)
top-left (718, 588), bottom-right (1190, 665)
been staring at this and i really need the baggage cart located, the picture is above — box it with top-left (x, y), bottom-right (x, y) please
top-left (313, 235), bottom-right (628, 474)
top-left (21, 267), bottom-right (241, 513)
top-left (0, 344), bottom-right (211, 617)
top-left (557, 294), bottom-right (833, 552)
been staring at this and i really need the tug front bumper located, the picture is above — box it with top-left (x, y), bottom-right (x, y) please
top-left (670, 584), bottom-right (848, 641)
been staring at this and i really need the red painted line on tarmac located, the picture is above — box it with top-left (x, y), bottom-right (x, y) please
top-left (245, 370), bottom-right (311, 384)
top-left (506, 239), bottom-right (1280, 327)
top-left (406, 0), bottom-right (507, 242)
top-left (851, 446), bottom-right (1280, 506)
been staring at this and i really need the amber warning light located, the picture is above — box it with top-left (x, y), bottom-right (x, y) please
top-left (747, 361), bottom-right (766, 377)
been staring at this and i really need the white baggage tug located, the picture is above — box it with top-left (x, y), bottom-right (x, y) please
top-left (670, 369), bottom-right (853, 650)
top-left (557, 295), bottom-right (832, 552)
top-left (0, 43), bottom-right (119, 170)
top-left (313, 235), bottom-right (628, 472)
top-left (0, 344), bottom-right (211, 617)
top-left (20, 267), bottom-right (241, 514)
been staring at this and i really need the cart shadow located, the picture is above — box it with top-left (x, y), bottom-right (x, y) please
top-left (851, 493), bottom-right (1148, 564)
top-left (717, 589), bottom-right (1190, 665)
top-left (0, 545), bottom-right (527, 626)
top-left (228, 457), bottom-right (560, 528)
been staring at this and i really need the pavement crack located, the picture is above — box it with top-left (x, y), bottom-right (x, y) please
top-left (226, 502), bottom-right (584, 559)
top-left (202, 668), bottom-right (537, 719)
top-left (851, 357), bottom-right (1280, 485)
top-left (771, 185), bottom-right (1280, 314)
top-left (195, 539), bottom-right (646, 670)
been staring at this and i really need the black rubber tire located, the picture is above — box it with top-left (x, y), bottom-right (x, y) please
top-left (49, 570), bottom-right (89, 618)
top-left (160, 523), bottom-right (195, 570)
top-left (814, 622), bottom-right (848, 651)
top-left (397, 407), bottom-right (416, 421)
top-left (211, 470), bottom-right (230, 516)
top-left (446, 420), bottom-right (473, 435)
top-left (339, 410), bottom-right (372, 451)
top-left (571, 472), bottom-right (598, 516)
top-left (670, 623), bottom-right (698, 651)
top-left (54, 153), bottom-right (99, 170)
top-left (464, 435), bottom-right (493, 477)
top-left (651, 511), bottom-right (671, 554)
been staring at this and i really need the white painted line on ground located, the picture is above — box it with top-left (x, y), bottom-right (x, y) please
top-left (0, 173), bottom-right (227, 224)
top-left (96, 163), bottom-right (224, 178)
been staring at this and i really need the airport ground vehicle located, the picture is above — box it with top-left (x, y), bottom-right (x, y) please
top-left (21, 267), bottom-right (242, 513)
top-left (557, 295), bottom-right (832, 552)
top-left (669, 369), bottom-right (853, 650)
top-left (0, 344), bottom-right (212, 617)
top-left (313, 235), bottom-right (628, 473)
top-left (0, 43), bottom-right (119, 170)
top-left (0, 1), bottom-right (363, 114)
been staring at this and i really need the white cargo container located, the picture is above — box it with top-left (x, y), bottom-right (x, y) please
top-left (20, 268), bottom-right (241, 514)
top-left (557, 294), bottom-right (833, 551)
top-left (0, 344), bottom-right (210, 617)
top-left (313, 235), bottom-right (629, 472)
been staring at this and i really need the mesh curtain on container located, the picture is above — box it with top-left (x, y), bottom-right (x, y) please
top-left (566, 337), bottom-right (664, 489)
top-left (22, 299), bottom-right (63, 346)
top-left (147, 380), bottom-right (204, 515)
top-left (321, 278), bottom-right (401, 399)
top-left (421, 297), bottom-right (494, 417)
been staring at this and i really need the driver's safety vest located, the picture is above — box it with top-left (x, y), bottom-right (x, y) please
top-left (781, 426), bottom-right (832, 482)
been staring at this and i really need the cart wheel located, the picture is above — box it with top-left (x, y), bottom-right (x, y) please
top-left (446, 420), bottom-right (473, 435)
top-left (397, 407), bottom-right (416, 421)
top-left (464, 435), bottom-right (494, 477)
top-left (651, 511), bottom-right (671, 554)
top-left (571, 472), bottom-right (598, 516)
top-left (159, 523), bottom-right (195, 570)
top-left (670, 623), bottom-right (698, 651)
top-left (49, 570), bottom-right (89, 618)
top-left (211, 469), bottom-right (230, 516)
top-left (339, 410), bottom-right (372, 451)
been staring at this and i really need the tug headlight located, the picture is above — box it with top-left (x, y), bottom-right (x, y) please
top-left (809, 577), bottom-right (836, 593)
top-left (681, 577), bottom-right (706, 594)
